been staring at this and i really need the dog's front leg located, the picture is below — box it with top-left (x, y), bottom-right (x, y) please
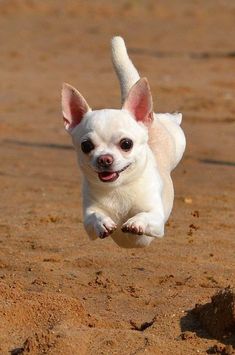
top-left (84, 208), bottom-right (117, 240)
top-left (122, 210), bottom-right (165, 238)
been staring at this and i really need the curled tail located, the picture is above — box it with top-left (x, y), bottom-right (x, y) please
top-left (111, 36), bottom-right (140, 104)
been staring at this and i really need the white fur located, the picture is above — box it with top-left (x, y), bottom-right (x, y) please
top-left (111, 36), bottom-right (140, 104)
top-left (62, 37), bottom-right (186, 248)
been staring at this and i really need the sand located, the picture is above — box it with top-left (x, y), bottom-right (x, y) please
top-left (0, 1), bottom-right (234, 354)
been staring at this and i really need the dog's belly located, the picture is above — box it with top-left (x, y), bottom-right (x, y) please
top-left (111, 229), bottom-right (154, 248)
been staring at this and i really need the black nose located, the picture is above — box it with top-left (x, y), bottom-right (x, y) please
top-left (97, 154), bottom-right (114, 168)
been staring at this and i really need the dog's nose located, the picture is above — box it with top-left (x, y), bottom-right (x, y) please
top-left (97, 154), bottom-right (114, 168)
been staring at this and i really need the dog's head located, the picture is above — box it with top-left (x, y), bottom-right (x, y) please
top-left (62, 78), bottom-right (154, 186)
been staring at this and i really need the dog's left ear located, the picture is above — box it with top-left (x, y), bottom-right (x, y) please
top-left (62, 83), bottom-right (91, 133)
top-left (122, 78), bottom-right (153, 125)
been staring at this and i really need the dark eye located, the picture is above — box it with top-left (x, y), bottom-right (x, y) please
top-left (119, 138), bottom-right (133, 151)
top-left (81, 139), bottom-right (94, 154)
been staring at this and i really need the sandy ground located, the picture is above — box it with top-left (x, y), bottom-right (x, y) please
top-left (0, 1), bottom-right (234, 354)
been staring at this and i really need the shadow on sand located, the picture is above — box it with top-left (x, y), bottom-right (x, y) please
top-left (2, 139), bottom-right (74, 151)
top-left (180, 310), bottom-right (235, 351)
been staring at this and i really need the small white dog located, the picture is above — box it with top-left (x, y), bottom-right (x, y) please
top-left (62, 37), bottom-right (186, 248)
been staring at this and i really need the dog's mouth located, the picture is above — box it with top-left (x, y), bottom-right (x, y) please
top-left (98, 164), bottom-right (131, 183)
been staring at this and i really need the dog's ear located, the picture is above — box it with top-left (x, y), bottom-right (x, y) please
top-left (122, 78), bottom-right (153, 125)
top-left (62, 83), bottom-right (91, 132)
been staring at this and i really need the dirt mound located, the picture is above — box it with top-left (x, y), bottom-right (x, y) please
top-left (207, 344), bottom-right (234, 355)
top-left (193, 288), bottom-right (235, 339)
top-left (0, 281), bottom-right (86, 354)
top-left (11, 331), bottom-right (58, 355)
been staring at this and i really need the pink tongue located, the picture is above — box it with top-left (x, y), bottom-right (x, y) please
top-left (98, 172), bottom-right (118, 182)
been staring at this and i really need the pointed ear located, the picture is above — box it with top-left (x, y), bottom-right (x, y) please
top-left (62, 83), bottom-right (91, 132)
top-left (122, 78), bottom-right (153, 125)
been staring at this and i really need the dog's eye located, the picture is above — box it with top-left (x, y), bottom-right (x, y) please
top-left (81, 139), bottom-right (94, 154)
top-left (119, 138), bottom-right (133, 151)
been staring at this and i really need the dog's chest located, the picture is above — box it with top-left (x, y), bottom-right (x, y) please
top-left (97, 187), bottom-right (134, 222)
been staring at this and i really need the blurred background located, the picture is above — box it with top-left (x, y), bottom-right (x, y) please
top-left (0, 0), bottom-right (234, 140)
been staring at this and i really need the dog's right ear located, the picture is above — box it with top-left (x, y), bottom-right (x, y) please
top-left (62, 83), bottom-right (91, 133)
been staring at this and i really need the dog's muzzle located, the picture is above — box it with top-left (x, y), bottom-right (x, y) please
top-left (97, 163), bottom-right (131, 183)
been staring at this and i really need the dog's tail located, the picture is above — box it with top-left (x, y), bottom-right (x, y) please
top-left (111, 36), bottom-right (140, 104)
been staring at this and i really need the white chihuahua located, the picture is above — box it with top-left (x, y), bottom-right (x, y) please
top-left (62, 37), bottom-right (186, 248)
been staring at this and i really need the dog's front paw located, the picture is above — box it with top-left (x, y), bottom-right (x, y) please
top-left (121, 218), bottom-right (145, 236)
top-left (94, 217), bottom-right (117, 239)
top-left (121, 214), bottom-right (164, 238)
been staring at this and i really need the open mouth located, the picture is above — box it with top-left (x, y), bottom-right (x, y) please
top-left (98, 164), bottom-right (131, 183)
